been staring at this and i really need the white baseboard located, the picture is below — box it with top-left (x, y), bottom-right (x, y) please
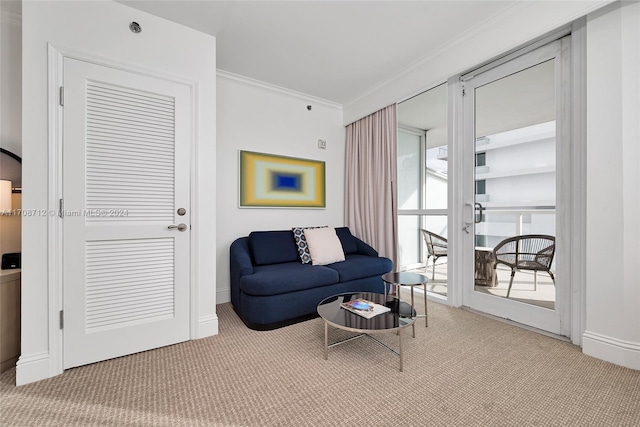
top-left (197, 315), bottom-right (218, 338)
top-left (217, 288), bottom-right (231, 304)
top-left (16, 352), bottom-right (58, 386)
top-left (582, 330), bottom-right (640, 370)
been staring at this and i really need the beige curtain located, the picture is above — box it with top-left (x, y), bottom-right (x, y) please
top-left (344, 104), bottom-right (398, 269)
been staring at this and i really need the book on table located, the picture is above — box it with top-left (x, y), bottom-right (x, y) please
top-left (341, 298), bottom-right (391, 319)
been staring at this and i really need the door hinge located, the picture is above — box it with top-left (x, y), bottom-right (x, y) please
top-left (462, 88), bottom-right (467, 97)
top-left (59, 198), bottom-right (64, 218)
top-left (59, 310), bottom-right (64, 329)
top-left (59, 86), bottom-right (64, 106)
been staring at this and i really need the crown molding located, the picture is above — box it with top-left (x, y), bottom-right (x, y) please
top-left (217, 69), bottom-right (342, 110)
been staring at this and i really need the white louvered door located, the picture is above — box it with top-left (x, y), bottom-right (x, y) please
top-left (62, 58), bottom-right (191, 369)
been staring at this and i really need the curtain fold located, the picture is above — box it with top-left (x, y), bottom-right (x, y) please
top-left (344, 104), bottom-right (398, 269)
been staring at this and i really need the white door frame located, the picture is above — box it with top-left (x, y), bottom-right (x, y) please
top-left (46, 44), bottom-right (202, 374)
top-left (448, 22), bottom-right (586, 345)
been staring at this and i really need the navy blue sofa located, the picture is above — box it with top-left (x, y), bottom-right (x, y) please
top-left (230, 227), bottom-right (393, 330)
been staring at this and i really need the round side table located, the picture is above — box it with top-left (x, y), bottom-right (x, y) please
top-left (382, 272), bottom-right (429, 338)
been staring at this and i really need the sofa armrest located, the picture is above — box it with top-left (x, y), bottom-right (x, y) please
top-left (353, 236), bottom-right (379, 257)
top-left (230, 237), bottom-right (254, 277)
top-left (230, 237), bottom-right (254, 308)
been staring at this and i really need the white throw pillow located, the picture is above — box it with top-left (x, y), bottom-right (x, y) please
top-left (303, 227), bottom-right (345, 266)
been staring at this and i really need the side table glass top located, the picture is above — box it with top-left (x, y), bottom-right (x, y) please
top-left (382, 272), bottom-right (429, 286)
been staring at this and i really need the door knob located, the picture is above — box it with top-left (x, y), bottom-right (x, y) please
top-left (168, 223), bottom-right (188, 232)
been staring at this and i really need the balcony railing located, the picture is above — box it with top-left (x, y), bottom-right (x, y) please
top-left (398, 206), bottom-right (555, 270)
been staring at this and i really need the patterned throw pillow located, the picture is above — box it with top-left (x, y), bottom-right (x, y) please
top-left (292, 226), bottom-right (326, 264)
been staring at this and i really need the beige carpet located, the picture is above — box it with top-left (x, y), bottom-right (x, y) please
top-left (1, 298), bottom-right (639, 426)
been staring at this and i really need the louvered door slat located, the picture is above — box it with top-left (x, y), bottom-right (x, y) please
top-left (87, 101), bottom-right (174, 119)
top-left (87, 105), bottom-right (174, 123)
top-left (87, 144), bottom-right (174, 160)
top-left (88, 83), bottom-right (176, 106)
top-left (85, 80), bottom-right (175, 222)
top-left (86, 154), bottom-right (175, 168)
top-left (87, 119), bottom-right (175, 138)
top-left (87, 131), bottom-right (175, 147)
top-left (87, 174), bottom-right (174, 184)
top-left (87, 117), bottom-right (175, 134)
top-left (86, 91), bottom-right (175, 113)
top-left (86, 280), bottom-right (174, 297)
top-left (85, 239), bottom-right (175, 332)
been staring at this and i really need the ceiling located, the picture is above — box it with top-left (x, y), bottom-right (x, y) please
top-left (117, 0), bottom-right (519, 105)
top-left (397, 82), bottom-right (447, 147)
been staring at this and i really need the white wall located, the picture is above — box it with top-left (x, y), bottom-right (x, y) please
top-left (583, 0), bottom-right (640, 370)
top-left (343, 0), bottom-right (613, 125)
top-left (19, 0), bottom-right (216, 385)
top-left (216, 72), bottom-right (345, 303)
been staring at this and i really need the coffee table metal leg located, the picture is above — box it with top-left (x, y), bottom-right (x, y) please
top-left (324, 321), bottom-right (328, 360)
top-left (399, 327), bottom-right (404, 372)
top-left (423, 282), bottom-right (428, 327)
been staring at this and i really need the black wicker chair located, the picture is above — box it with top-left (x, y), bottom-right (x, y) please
top-left (492, 234), bottom-right (556, 298)
top-left (420, 229), bottom-right (448, 280)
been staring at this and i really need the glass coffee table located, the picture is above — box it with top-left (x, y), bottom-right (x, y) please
top-left (317, 292), bottom-right (416, 372)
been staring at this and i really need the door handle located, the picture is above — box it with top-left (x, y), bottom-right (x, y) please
top-left (474, 202), bottom-right (484, 224)
top-left (168, 223), bottom-right (188, 232)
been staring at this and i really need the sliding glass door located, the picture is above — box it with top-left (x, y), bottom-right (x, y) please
top-left (460, 39), bottom-right (571, 335)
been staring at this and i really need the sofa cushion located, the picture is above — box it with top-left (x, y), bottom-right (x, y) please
top-left (335, 227), bottom-right (358, 254)
top-left (304, 227), bottom-right (345, 265)
top-left (292, 226), bottom-right (326, 264)
top-left (249, 231), bottom-right (299, 265)
top-left (240, 262), bottom-right (339, 296)
top-left (326, 254), bottom-right (393, 282)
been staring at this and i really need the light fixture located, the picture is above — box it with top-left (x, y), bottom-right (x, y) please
top-left (0, 180), bottom-right (12, 213)
top-left (129, 21), bottom-right (142, 34)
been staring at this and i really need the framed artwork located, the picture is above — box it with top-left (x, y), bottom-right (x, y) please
top-left (239, 150), bottom-right (325, 208)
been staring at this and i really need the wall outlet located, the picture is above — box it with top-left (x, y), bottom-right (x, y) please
top-left (318, 139), bottom-right (326, 149)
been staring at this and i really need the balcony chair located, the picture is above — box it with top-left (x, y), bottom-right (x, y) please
top-left (492, 234), bottom-right (556, 298)
top-left (420, 229), bottom-right (448, 280)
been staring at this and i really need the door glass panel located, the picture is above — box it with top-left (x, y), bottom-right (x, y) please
top-left (398, 214), bottom-right (420, 270)
top-left (397, 131), bottom-right (422, 210)
top-left (422, 215), bottom-right (448, 296)
top-left (474, 59), bottom-right (557, 310)
top-left (397, 130), bottom-right (422, 270)
top-left (425, 145), bottom-right (447, 209)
